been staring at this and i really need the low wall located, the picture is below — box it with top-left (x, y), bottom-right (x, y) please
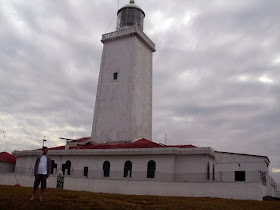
top-left (0, 173), bottom-right (266, 200)
top-left (0, 173), bottom-right (57, 188)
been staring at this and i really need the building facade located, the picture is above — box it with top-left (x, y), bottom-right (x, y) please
top-left (8, 138), bottom-right (278, 200)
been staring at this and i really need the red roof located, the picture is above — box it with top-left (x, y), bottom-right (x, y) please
top-left (48, 138), bottom-right (195, 150)
top-left (48, 146), bottom-right (66, 150)
top-left (74, 137), bottom-right (91, 142)
top-left (0, 152), bottom-right (16, 163)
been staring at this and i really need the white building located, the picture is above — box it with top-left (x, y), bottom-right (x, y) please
top-left (7, 137), bottom-right (279, 200)
top-left (1, 0), bottom-right (279, 201)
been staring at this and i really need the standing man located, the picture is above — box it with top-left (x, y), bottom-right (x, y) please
top-left (30, 147), bottom-right (51, 202)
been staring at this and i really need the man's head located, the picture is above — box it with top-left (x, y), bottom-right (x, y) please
top-left (42, 147), bottom-right (48, 155)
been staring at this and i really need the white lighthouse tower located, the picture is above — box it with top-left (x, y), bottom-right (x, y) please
top-left (91, 0), bottom-right (156, 143)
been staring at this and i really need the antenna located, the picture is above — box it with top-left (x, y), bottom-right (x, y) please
top-left (165, 134), bottom-right (167, 145)
top-left (59, 137), bottom-right (74, 141)
top-left (105, 16), bottom-right (114, 33)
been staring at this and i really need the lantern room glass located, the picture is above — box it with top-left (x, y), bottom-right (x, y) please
top-left (117, 8), bottom-right (144, 30)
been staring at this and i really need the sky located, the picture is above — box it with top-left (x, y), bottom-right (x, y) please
top-left (0, 0), bottom-right (279, 182)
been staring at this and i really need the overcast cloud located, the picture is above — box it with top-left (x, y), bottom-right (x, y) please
top-left (0, 0), bottom-right (279, 182)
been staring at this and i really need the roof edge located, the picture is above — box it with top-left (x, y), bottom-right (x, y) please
top-left (215, 151), bottom-right (270, 162)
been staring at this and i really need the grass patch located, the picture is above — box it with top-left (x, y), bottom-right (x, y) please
top-left (0, 185), bottom-right (279, 209)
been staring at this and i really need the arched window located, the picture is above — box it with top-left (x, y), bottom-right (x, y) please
top-left (103, 161), bottom-right (110, 177)
top-left (207, 162), bottom-right (210, 180)
top-left (124, 161), bottom-right (132, 178)
top-left (212, 164), bottom-right (215, 181)
top-left (147, 160), bottom-right (156, 178)
top-left (51, 160), bottom-right (57, 174)
top-left (62, 160), bottom-right (71, 175)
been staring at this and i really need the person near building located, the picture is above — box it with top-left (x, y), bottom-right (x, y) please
top-left (30, 147), bottom-right (51, 202)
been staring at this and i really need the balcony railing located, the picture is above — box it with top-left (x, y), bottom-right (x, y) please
top-left (102, 26), bottom-right (155, 51)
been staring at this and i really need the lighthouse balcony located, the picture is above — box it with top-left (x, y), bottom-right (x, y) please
top-left (101, 26), bottom-right (155, 52)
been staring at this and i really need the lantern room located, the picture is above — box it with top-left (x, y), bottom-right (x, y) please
top-left (117, 0), bottom-right (145, 31)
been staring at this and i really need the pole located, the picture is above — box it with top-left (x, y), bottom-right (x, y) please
top-left (42, 136), bottom-right (47, 148)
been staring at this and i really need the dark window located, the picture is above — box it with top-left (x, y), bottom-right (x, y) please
top-left (103, 161), bottom-right (110, 177)
top-left (235, 171), bottom-right (246, 181)
top-left (124, 161), bottom-right (132, 178)
top-left (66, 160), bottom-right (71, 175)
top-left (147, 160), bottom-right (156, 178)
top-left (84, 167), bottom-right (88, 177)
top-left (113, 72), bottom-right (118, 80)
top-left (62, 160), bottom-right (71, 175)
top-left (212, 164), bottom-right (215, 181)
top-left (51, 160), bottom-right (57, 174)
top-left (62, 164), bottom-right (66, 175)
top-left (207, 162), bottom-right (210, 180)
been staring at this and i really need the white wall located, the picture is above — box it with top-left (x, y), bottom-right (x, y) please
top-left (130, 37), bottom-right (153, 140)
top-left (91, 29), bottom-right (154, 143)
top-left (8, 150), bottom-right (278, 200)
top-left (91, 37), bottom-right (135, 142)
top-left (215, 152), bottom-right (268, 182)
top-left (15, 155), bottom-right (37, 175)
top-left (15, 151), bottom-right (268, 184)
top-left (215, 152), bottom-right (268, 171)
top-left (0, 173), bottom-right (267, 201)
top-left (174, 154), bottom-right (215, 181)
top-left (0, 173), bottom-right (57, 188)
top-left (276, 191), bottom-right (280, 198)
top-left (46, 154), bottom-right (176, 181)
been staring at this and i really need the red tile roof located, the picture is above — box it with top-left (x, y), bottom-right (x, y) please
top-left (47, 138), bottom-right (196, 150)
top-left (48, 146), bottom-right (66, 150)
top-left (0, 152), bottom-right (16, 163)
top-left (74, 137), bottom-right (91, 142)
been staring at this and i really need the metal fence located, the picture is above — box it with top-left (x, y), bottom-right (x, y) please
top-left (14, 167), bottom-right (264, 183)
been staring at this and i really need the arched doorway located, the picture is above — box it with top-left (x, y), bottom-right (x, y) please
top-left (124, 161), bottom-right (132, 178)
top-left (147, 160), bottom-right (156, 178)
top-left (103, 161), bottom-right (110, 177)
top-left (62, 160), bottom-right (71, 175)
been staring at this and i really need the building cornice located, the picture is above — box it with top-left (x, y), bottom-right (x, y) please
top-left (13, 147), bottom-right (215, 158)
top-left (101, 26), bottom-right (156, 52)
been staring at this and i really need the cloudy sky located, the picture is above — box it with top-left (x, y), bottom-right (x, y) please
top-left (0, 0), bottom-right (279, 182)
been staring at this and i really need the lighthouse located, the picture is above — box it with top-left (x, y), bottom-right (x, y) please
top-left (91, 0), bottom-right (156, 143)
